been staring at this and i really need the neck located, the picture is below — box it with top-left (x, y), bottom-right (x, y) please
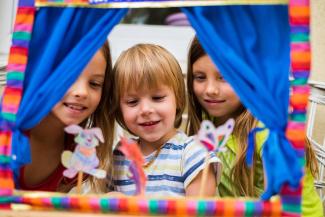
top-left (213, 116), bottom-right (229, 127)
top-left (139, 128), bottom-right (177, 156)
top-left (30, 113), bottom-right (65, 150)
top-left (23, 113), bottom-right (67, 187)
top-left (212, 106), bottom-right (244, 127)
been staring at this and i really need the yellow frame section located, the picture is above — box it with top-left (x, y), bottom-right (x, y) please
top-left (36, 0), bottom-right (288, 8)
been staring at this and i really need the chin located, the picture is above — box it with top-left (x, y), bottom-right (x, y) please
top-left (143, 136), bottom-right (161, 143)
top-left (61, 119), bottom-right (82, 126)
top-left (208, 112), bottom-right (224, 118)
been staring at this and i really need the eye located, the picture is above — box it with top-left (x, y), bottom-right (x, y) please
top-left (217, 75), bottom-right (224, 81)
top-left (193, 73), bottom-right (206, 82)
top-left (152, 95), bottom-right (165, 101)
top-left (89, 80), bottom-right (103, 89)
top-left (126, 99), bottom-right (138, 106)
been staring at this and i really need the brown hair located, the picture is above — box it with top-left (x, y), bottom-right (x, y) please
top-left (305, 138), bottom-right (319, 178)
top-left (186, 36), bottom-right (318, 196)
top-left (109, 43), bottom-right (186, 132)
top-left (186, 37), bottom-right (260, 196)
top-left (59, 41), bottom-right (114, 193)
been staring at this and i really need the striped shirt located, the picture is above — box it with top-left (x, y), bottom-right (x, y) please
top-left (112, 131), bottom-right (221, 196)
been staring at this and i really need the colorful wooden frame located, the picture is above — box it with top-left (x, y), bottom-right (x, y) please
top-left (0, 0), bottom-right (310, 216)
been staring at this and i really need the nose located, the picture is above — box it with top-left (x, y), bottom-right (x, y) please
top-left (139, 99), bottom-right (154, 116)
top-left (206, 79), bottom-right (219, 96)
top-left (69, 78), bottom-right (88, 99)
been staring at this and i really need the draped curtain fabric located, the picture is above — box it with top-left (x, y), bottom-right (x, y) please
top-left (10, 7), bottom-right (128, 175)
top-left (181, 6), bottom-right (302, 199)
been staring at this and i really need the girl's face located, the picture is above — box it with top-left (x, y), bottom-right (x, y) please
top-left (192, 55), bottom-right (241, 123)
top-left (120, 84), bottom-right (177, 151)
top-left (51, 50), bottom-right (106, 126)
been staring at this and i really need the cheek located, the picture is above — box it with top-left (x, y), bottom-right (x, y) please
top-left (51, 103), bottom-right (61, 117)
top-left (120, 105), bottom-right (134, 124)
top-left (225, 84), bottom-right (239, 98)
top-left (225, 86), bottom-right (241, 106)
top-left (92, 92), bottom-right (102, 109)
top-left (192, 82), bottom-right (201, 96)
top-left (193, 83), bottom-right (205, 101)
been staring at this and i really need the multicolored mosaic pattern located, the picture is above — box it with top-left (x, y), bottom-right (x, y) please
top-left (1, 192), bottom-right (282, 216)
top-left (35, 0), bottom-right (288, 8)
top-left (0, 0), bottom-right (309, 216)
top-left (0, 4), bottom-right (36, 196)
top-left (282, 0), bottom-right (310, 216)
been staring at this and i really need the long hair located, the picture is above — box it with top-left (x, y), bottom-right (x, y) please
top-left (186, 36), bottom-right (318, 196)
top-left (109, 43), bottom-right (186, 132)
top-left (58, 41), bottom-right (114, 193)
top-left (88, 41), bottom-right (115, 193)
top-left (186, 37), bottom-right (261, 196)
top-left (305, 138), bottom-right (319, 178)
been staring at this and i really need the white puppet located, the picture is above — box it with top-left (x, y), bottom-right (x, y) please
top-left (61, 125), bottom-right (106, 179)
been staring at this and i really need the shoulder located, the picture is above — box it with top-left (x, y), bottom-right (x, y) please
top-left (164, 131), bottom-right (194, 151)
top-left (112, 141), bottom-right (126, 162)
top-left (301, 169), bottom-right (324, 216)
top-left (170, 131), bottom-right (193, 144)
top-left (224, 123), bottom-right (268, 155)
top-left (255, 122), bottom-right (269, 154)
top-left (113, 142), bottom-right (124, 156)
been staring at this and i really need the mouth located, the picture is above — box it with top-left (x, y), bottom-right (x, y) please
top-left (64, 102), bottom-right (87, 112)
top-left (139, 120), bottom-right (160, 127)
top-left (204, 99), bottom-right (226, 104)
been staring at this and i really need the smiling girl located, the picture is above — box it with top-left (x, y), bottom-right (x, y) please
top-left (186, 36), bottom-right (322, 216)
top-left (18, 42), bottom-right (115, 193)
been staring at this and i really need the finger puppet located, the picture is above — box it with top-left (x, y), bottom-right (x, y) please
top-left (196, 119), bottom-right (235, 196)
top-left (61, 125), bottom-right (107, 193)
top-left (118, 137), bottom-right (147, 196)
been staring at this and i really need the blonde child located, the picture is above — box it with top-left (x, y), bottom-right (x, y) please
top-left (186, 37), bottom-right (322, 216)
top-left (109, 43), bottom-right (221, 197)
top-left (18, 42), bottom-right (115, 193)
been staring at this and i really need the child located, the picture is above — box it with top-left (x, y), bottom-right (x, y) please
top-left (18, 41), bottom-right (115, 193)
top-left (186, 37), bottom-right (323, 216)
top-left (109, 43), bottom-right (221, 197)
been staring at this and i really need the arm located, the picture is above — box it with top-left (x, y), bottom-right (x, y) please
top-left (185, 164), bottom-right (217, 197)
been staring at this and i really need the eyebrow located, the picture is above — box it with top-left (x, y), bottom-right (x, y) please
top-left (92, 74), bottom-right (105, 78)
top-left (193, 70), bottom-right (204, 74)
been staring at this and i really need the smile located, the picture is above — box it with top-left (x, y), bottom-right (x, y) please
top-left (139, 120), bottom-right (160, 126)
top-left (204, 99), bottom-right (226, 104)
top-left (64, 103), bottom-right (87, 111)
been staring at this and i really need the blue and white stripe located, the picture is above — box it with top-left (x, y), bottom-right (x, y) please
top-left (112, 131), bottom-right (221, 196)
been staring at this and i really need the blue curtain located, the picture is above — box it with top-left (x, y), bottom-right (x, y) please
top-left (181, 6), bottom-right (302, 199)
top-left (10, 7), bottom-right (128, 175)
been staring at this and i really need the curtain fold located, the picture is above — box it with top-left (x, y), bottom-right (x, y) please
top-left (181, 5), bottom-right (302, 199)
top-left (10, 7), bottom-right (128, 173)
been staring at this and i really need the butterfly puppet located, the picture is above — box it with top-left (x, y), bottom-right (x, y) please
top-left (197, 119), bottom-right (235, 153)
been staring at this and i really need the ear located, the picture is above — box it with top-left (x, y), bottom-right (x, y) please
top-left (90, 128), bottom-right (104, 143)
top-left (64, 125), bottom-right (83, 134)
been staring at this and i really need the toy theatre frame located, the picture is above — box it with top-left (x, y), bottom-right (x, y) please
top-left (0, 0), bottom-right (310, 216)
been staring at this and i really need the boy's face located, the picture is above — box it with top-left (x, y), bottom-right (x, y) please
top-left (120, 84), bottom-right (177, 153)
top-left (192, 55), bottom-right (241, 124)
top-left (51, 50), bottom-right (106, 126)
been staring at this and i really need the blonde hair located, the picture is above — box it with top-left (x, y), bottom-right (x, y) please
top-left (186, 36), bottom-right (318, 196)
top-left (58, 41), bottom-right (114, 193)
top-left (110, 43), bottom-right (186, 131)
